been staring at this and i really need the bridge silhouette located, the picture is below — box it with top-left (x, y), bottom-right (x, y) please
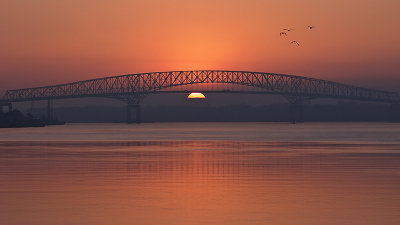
top-left (1, 70), bottom-right (399, 123)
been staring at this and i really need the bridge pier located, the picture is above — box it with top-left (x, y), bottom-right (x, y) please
top-left (289, 103), bottom-right (303, 124)
top-left (47, 99), bottom-right (53, 123)
top-left (127, 104), bottom-right (141, 124)
top-left (285, 95), bottom-right (304, 124)
top-left (122, 94), bottom-right (146, 124)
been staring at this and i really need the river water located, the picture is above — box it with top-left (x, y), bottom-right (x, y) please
top-left (1, 123), bottom-right (399, 225)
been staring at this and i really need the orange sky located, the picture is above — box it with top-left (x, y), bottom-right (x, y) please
top-left (1, 0), bottom-right (399, 93)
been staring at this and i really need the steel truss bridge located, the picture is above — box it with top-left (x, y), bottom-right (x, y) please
top-left (1, 70), bottom-right (399, 123)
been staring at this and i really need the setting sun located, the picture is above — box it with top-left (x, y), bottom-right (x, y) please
top-left (187, 92), bottom-right (206, 99)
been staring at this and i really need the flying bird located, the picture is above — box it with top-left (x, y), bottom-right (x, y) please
top-left (280, 32), bottom-right (287, 36)
top-left (283, 28), bottom-right (295, 32)
top-left (308, 26), bottom-right (315, 30)
top-left (291, 41), bottom-right (300, 46)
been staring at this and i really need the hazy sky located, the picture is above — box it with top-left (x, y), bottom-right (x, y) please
top-left (1, 0), bottom-right (399, 94)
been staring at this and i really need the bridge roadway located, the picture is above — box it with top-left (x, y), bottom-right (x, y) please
top-left (1, 70), bottom-right (399, 123)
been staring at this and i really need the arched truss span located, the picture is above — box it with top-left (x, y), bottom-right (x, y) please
top-left (3, 70), bottom-right (399, 103)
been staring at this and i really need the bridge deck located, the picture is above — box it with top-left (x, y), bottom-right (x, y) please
top-left (2, 70), bottom-right (399, 103)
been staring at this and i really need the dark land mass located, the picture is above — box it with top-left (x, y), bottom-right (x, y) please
top-left (45, 120), bottom-right (66, 126)
top-left (26, 102), bottom-right (400, 123)
top-left (0, 110), bottom-right (45, 128)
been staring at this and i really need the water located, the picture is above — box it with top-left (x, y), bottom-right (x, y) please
top-left (1, 123), bottom-right (400, 225)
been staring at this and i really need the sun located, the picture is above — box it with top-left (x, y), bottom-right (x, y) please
top-left (187, 92), bottom-right (206, 99)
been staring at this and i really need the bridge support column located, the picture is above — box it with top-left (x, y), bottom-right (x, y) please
top-left (285, 95), bottom-right (304, 124)
top-left (127, 105), bottom-right (131, 123)
top-left (123, 94), bottom-right (145, 124)
top-left (47, 99), bottom-right (53, 123)
top-left (289, 103), bottom-right (303, 124)
top-left (127, 104), bottom-right (141, 124)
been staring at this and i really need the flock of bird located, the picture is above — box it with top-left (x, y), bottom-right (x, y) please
top-left (280, 26), bottom-right (315, 46)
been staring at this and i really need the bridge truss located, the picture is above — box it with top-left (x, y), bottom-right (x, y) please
top-left (2, 70), bottom-right (399, 123)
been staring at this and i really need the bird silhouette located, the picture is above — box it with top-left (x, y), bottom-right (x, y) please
top-left (307, 26), bottom-right (315, 30)
top-left (291, 41), bottom-right (300, 46)
top-left (280, 32), bottom-right (287, 36)
top-left (283, 28), bottom-right (295, 32)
